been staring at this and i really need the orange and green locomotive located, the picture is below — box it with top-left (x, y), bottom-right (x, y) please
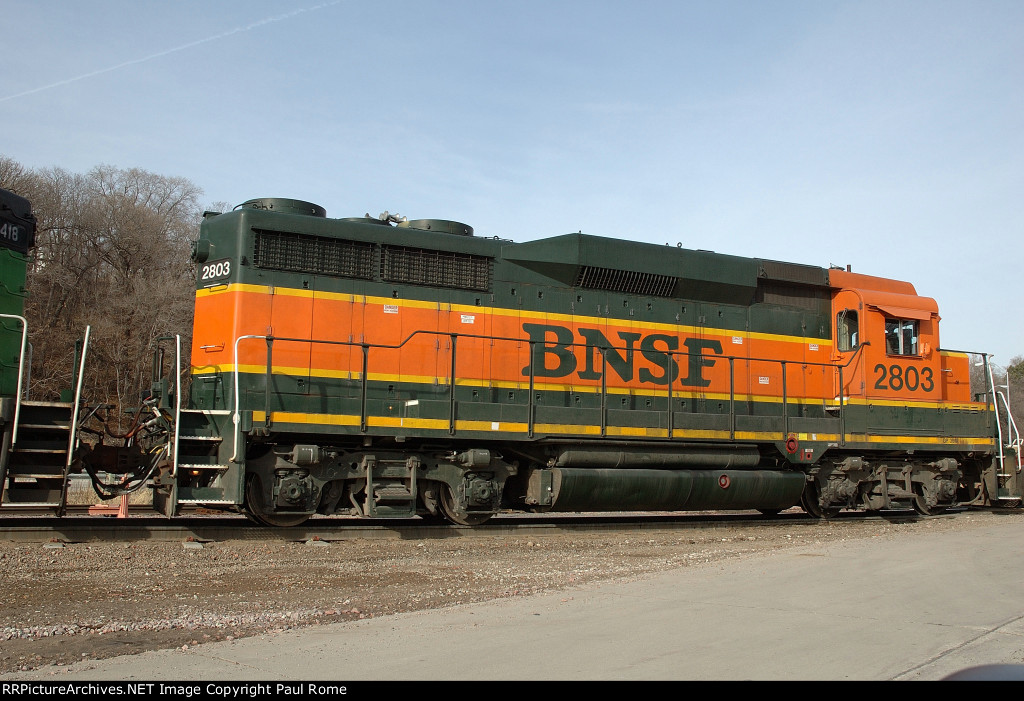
top-left (145, 197), bottom-right (1020, 525)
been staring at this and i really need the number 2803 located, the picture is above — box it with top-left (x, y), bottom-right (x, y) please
top-left (873, 363), bottom-right (934, 392)
top-left (201, 259), bottom-right (231, 280)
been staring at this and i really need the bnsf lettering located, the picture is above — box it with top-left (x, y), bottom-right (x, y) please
top-left (873, 363), bottom-right (935, 392)
top-left (521, 323), bottom-right (722, 387)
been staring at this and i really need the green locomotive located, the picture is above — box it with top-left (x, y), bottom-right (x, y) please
top-left (0, 187), bottom-right (34, 398)
top-left (0, 187), bottom-right (42, 506)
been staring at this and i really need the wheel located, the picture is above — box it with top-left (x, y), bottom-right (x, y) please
top-left (438, 485), bottom-right (492, 526)
top-left (244, 476), bottom-right (311, 528)
top-left (800, 483), bottom-right (840, 519)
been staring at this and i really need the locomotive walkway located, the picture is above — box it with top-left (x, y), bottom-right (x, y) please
top-left (5, 511), bottom-right (1023, 680)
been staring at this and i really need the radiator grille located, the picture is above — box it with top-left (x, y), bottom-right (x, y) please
top-left (381, 245), bottom-right (492, 291)
top-left (253, 230), bottom-right (375, 279)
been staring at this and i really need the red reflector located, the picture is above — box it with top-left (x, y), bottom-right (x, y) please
top-left (718, 474), bottom-right (730, 489)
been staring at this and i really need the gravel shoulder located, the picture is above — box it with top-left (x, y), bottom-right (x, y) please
top-left (2, 509), bottom-right (1019, 675)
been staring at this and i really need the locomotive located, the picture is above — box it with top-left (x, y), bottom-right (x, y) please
top-left (0, 187), bottom-right (44, 507)
top-left (0, 187), bottom-right (34, 400)
top-left (0, 194), bottom-right (1020, 525)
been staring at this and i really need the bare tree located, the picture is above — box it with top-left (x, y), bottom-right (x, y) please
top-left (1, 157), bottom-right (200, 425)
top-left (0, 156), bottom-right (31, 193)
top-left (1006, 355), bottom-right (1023, 423)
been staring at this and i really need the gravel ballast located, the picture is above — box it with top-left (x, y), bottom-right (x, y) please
top-left (2, 509), bottom-right (1020, 675)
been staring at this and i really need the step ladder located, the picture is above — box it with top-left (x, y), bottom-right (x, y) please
top-left (173, 408), bottom-right (237, 507)
top-left (150, 334), bottom-right (242, 516)
top-left (363, 455), bottom-right (419, 517)
top-left (0, 400), bottom-right (76, 508)
top-left (0, 326), bottom-right (89, 514)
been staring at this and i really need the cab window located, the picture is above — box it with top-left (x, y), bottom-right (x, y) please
top-left (836, 310), bottom-right (859, 352)
top-left (884, 318), bottom-right (918, 356)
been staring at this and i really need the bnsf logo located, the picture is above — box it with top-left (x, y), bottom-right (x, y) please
top-left (521, 323), bottom-right (722, 388)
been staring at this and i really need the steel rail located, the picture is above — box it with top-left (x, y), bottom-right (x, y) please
top-left (0, 508), bottom-right (955, 544)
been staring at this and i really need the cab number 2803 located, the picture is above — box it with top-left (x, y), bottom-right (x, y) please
top-left (873, 363), bottom-right (934, 392)
top-left (200, 259), bottom-right (231, 281)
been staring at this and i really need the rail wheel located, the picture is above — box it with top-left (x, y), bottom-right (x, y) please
top-left (800, 483), bottom-right (840, 519)
top-left (244, 475), bottom-right (310, 528)
top-left (438, 485), bottom-right (492, 526)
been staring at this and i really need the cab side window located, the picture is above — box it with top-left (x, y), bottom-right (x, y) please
top-left (836, 310), bottom-right (859, 352)
top-left (884, 318), bottom-right (918, 356)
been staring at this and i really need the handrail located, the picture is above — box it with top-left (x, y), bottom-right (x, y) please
top-left (527, 341), bottom-right (535, 438)
top-left (172, 334), bottom-right (182, 478)
top-left (995, 390), bottom-right (1021, 474)
top-left (0, 313), bottom-right (28, 446)
top-left (448, 334), bottom-right (457, 435)
top-left (227, 329), bottom-right (871, 457)
top-left (152, 334), bottom-right (185, 478)
top-left (836, 342), bottom-right (868, 447)
top-left (983, 357), bottom-right (1006, 476)
top-left (59, 325), bottom-right (90, 514)
top-left (231, 334), bottom-right (269, 462)
top-left (66, 325), bottom-right (90, 462)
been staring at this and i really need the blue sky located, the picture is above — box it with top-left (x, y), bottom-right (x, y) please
top-left (3, 0), bottom-right (1022, 363)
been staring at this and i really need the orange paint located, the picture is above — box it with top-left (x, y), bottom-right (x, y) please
top-left (830, 273), bottom-right (947, 402)
top-left (192, 280), bottom-right (979, 409)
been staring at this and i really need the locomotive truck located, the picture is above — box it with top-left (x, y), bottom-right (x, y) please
top-left (1, 194), bottom-right (1020, 525)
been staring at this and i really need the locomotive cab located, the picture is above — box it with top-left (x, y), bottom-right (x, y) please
top-left (823, 269), bottom-right (997, 514)
top-left (829, 269), bottom-right (943, 403)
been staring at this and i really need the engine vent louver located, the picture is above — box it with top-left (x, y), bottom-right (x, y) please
top-left (755, 282), bottom-right (830, 310)
top-left (253, 230), bottom-right (375, 279)
top-left (381, 245), bottom-right (492, 292)
top-left (758, 260), bottom-right (827, 286)
top-left (575, 265), bottom-right (678, 297)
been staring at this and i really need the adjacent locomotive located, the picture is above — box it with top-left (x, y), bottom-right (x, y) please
top-left (0, 187), bottom-right (34, 398)
top-left (0, 187), bottom-right (42, 506)
top-left (1, 193), bottom-right (1020, 524)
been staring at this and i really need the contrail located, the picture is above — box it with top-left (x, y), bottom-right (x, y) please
top-left (0, 1), bottom-right (342, 103)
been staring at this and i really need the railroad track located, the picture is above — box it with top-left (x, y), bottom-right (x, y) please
top-left (0, 507), bottom-right (945, 544)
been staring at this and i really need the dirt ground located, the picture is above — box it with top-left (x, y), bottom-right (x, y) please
top-left (2, 509), bottom-right (1020, 675)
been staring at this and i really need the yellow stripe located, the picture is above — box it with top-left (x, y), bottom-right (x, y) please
top-left (199, 362), bottom-right (989, 411)
top-left (844, 397), bottom-right (990, 411)
top-left (252, 411), bottom-right (360, 427)
top-left (847, 434), bottom-right (995, 446)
